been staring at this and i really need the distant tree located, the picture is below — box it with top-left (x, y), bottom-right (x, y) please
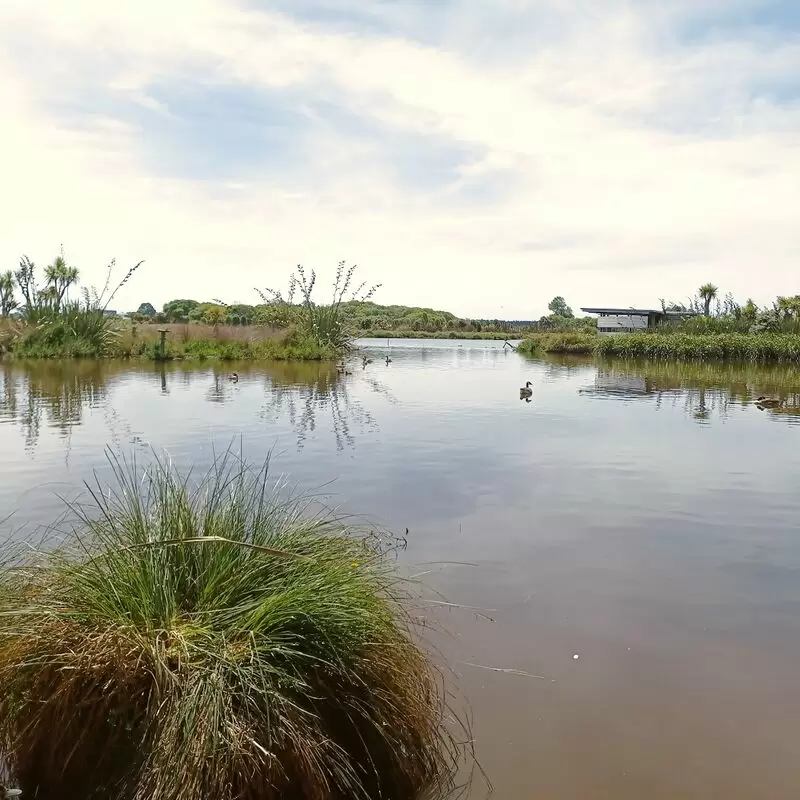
top-left (698, 283), bottom-right (718, 317)
top-left (0, 270), bottom-right (17, 316)
top-left (14, 256), bottom-right (38, 311)
top-left (776, 295), bottom-right (800, 319)
top-left (202, 305), bottom-right (227, 326)
top-left (137, 302), bottom-right (157, 317)
top-left (44, 248), bottom-right (80, 312)
top-left (548, 296), bottom-right (573, 318)
top-left (225, 303), bottom-right (255, 325)
top-left (163, 299), bottom-right (199, 322)
top-left (742, 298), bottom-right (759, 321)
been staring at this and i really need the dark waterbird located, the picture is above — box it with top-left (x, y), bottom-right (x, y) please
top-left (520, 381), bottom-right (533, 399)
top-left (755, 396), bottom-right (783, 409)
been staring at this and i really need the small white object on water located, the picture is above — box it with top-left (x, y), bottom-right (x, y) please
top-left (573, 654), bottom-right (580, 660)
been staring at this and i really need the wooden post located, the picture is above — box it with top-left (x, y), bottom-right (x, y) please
top-left (157, 328), bottom-right (168, 361)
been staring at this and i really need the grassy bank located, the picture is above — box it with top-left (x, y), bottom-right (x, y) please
top-left (359, 329), bottom-right (523, 340)
top-left (519, 331), bottom-right (800, 363)
top-left (595, 333), bottom-right (800, 363)
top-left (0, 453), bottom-right (461, 800)
top-left (2, 320), bottom-right (336, 361)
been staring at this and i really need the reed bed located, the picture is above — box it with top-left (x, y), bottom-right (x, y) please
top-left (0, 452), bottom-right (461, 800)
top-left (519, 332), bottom-right (800, 363)
top-left (596, 333), bottom-right (800, 363)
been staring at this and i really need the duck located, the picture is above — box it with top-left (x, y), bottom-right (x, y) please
top-left (520, 381), bottom-right (533, 399)
top-left (385, 355), bottom-right (393, 364)
top-left (755, 396), bottom-right (782, 409)
top-left (362, 356), bottom-right (373, 368)
top-left (228, 372), bottom-right (239, 382)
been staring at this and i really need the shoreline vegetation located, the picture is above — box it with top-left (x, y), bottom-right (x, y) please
top-left (5, 258), bottom-right (800, 364)
top-left (0, 254), bottom-right (561, 361)
top-left (518, 332), bottom-right (800, 363)
top-left (518, 285), bottom-right (800, 363)
top-left (0, 452), bottom-right (465, 800)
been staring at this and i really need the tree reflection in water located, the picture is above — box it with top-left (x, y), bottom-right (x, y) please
top-left (258, 362), bottom-right (385, 451)
top-left (1, 361), bottom-right (111, 454)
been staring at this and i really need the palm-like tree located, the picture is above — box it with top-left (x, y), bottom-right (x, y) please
top-left (44, 253), bottom-right (80, 313)
top-left (0, 270), bottom-right (17, 316)
top-left (698, 283), bottom-right (718, 317)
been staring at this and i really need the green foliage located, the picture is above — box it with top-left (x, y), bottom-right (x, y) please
top-left (258, 262), bottom-right (381, 352)
top-left (16, 304), bottom-right (119, 357)
top-left (143, 331), bottom-right (334, 362)
top-left (0, 452), bottom-right (458, 800)
top-left (200, 304), bottom-right (227, 325)
top-left (698, 282), bottom-right (719, 317)
top-left (596, 333), bottom-right (800, 363)
top-left (547, 296), bottom-right (573, 318)
top-left (162, 299), bottom-right (199, 322)
top-left (253, 302), bottom-right (300, 328)
top-left (518, 332), bottom-right (597, 355)
top-left (536, 313), bottom-right (594, 332)
top-left (0, 270), bottom-right (17, 316)
top-left (43, 248), bottom-right (80, 313)
top-left (4, 258), bottom-right (144, 358)
top-left (136, 302), bottom-right (156, 317)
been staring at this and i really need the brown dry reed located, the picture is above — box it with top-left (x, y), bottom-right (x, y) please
top-left (0, 450), bottom-right (462, 800)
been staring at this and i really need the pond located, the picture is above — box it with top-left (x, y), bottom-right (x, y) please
top-left (2, 339), bottom-right (800, 799)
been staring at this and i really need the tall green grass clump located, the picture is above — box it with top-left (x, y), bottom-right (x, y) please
top-left (9, 258), bottom-right (144, 358)
top-left (258, 263), bottom-right (381, 354)
top-left (0, 453), bottom-right (460, 800)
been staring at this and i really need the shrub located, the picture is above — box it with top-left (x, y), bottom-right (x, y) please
top-left (517, 332), bottom-right (597, 355)
top-left (258, 263), bottom-right (380, 353)
top-left (0, 452), bottom-right (460, 800)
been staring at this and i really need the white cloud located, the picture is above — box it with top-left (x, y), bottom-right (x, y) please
top-left (0, 0), bottom-right (798, 317)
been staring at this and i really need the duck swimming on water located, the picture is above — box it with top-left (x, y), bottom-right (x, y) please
top-left (228, 372), bottom-right (239, 382)
top-left (520, 381), bottom-right (533, 399)
top-left (755, 396), bottom-right (782, 408)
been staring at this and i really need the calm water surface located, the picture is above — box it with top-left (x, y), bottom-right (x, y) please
top-left (3, 340), bottom-right (800, 799)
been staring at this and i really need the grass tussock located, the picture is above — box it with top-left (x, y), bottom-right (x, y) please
top-left (596, 332), bottom-right (800, 363)
top-left (517, 332), bottom-right (597, 355)
top-left (0, 452), bottom-right (461, 800)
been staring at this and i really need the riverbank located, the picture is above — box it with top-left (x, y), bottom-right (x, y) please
top-left (0, 320), bottom-right (337, 361)
top-left (359, 329), bottom-right (524, 340)
top-left (519, 332), bottom-right (800, 363)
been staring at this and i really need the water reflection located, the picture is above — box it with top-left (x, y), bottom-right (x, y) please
top-left (0, 360), bottom-right (389, 456)
top-left (5, 345), bottom-right (800, 798)
top-left (259, 364), bottom-right (381, 451)
top-left (1, 361), bottom-right (110, 451)
top-left (580, 359), bottom-right (800, 424)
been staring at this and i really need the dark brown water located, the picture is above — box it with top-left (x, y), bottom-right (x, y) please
top-left (3, 341), bottom-right (800, 799)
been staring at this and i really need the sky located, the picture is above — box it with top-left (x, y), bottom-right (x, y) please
top-left (0, 0), bottom-right (798, 319)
